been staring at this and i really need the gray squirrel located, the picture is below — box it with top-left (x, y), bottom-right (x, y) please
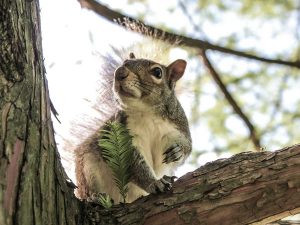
top-left (74, 50), bottom-right (192, 203)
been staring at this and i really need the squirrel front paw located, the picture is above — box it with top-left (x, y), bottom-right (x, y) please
top-left (163, 144), bottom-right (184, 164)
top-left (147, 175), bottom-right (177, 194)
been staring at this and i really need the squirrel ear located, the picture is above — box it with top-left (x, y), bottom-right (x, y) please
top-left (167, 59), bottom-right (187, 82)
top-left (129, 52), bottom-right (136, 59)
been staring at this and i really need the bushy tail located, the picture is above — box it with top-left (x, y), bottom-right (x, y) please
top-left (61, 19), bottom-right (181, 181)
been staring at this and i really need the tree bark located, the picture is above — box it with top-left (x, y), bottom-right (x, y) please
top-left (0, 1), bottom-right (80, 225)
top-left (1, 1), bottom-right (300, 225)
top-left (84, 144), bottom-right (300, 225)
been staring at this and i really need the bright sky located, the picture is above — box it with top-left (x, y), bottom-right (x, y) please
top-left (39, 0), bottom-right (298, 181)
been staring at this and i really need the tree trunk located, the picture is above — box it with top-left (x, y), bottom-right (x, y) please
top-left (1, 1), bottom-right (300, 225)
top-left (0, 1), bottom-right (80, 225)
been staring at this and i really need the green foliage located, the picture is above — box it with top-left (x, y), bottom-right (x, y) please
top-left (97, 194), bottom-right (113, 209)
top-left (196, 0), bottom-right (296, 19)
top-left (98, 121), bottom-right (134, 203)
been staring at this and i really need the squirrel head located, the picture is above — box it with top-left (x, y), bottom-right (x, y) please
top-left (113, 53), bottom-right (186, 111)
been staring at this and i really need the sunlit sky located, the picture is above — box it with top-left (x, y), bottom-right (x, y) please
top-left (39, 0), bottom-right (298, 180)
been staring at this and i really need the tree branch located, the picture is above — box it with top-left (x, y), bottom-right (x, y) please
top-left (78, 0), bottom-right (300, 69)
top-left (176, 2), bottom-right (261, 150)
top-left (84, 144), bottom-right (300, 225)
top-left (199, 49), bottom-right (261, 150)
top-left (268, 220), bottom-right (300, 225)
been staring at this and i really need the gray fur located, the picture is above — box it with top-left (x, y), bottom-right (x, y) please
top-left (74, 54), bottom-right (192, 203)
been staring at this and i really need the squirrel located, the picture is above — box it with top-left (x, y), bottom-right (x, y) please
top-left (74, 48), bottom-right (192, 203)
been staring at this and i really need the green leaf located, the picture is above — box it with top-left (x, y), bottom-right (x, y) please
top-left (98, 121), bottom-right (134, 203)
top-left (97, 194), bottom-right (113, 209)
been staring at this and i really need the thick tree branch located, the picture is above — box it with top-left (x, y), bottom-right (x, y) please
top-left (200, 49), bottom-right (261, 150)
top-left (78, 0), bottom-right (300, 69)
top-left (84, 144), bottom-right (300, 225)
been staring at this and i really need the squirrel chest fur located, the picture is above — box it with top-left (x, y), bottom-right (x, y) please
top-left (75, 52), bottom-right (192, 203)
top-left (127, 110), bottom-right (182, 178)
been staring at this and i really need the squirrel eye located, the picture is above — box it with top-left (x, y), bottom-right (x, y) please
top-left (151, 67), bottom-right (162, 79)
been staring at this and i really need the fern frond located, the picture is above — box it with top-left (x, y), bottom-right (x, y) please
top-left (98, 121), bottom-right (134, 203)
top-left (97, 194), bottom-right (113, 209)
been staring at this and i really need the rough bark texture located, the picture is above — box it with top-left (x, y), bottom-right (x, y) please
top-left (0, 1), bottom-right (80, 225)
top-left (83, 144), bottom-right (300, 225)
top-left (1, 1), bottom-right (300, 225)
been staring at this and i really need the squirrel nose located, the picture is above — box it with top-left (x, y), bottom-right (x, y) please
top-left (115, 66), bottom-right (128, 81)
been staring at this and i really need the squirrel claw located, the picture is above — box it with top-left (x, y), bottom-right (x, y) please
top-left (147, 175), bottom-right (177, 194)
top-left (163, 144), bottom-right (183, 164)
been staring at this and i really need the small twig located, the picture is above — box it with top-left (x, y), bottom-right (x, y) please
top-left (297, 0), bottom-right (300, 60)
top-left (267, 220), bottom-right (300, 225)
top-left (178, 0), bottom-right (207, 40)
top-left (177, 2), bottom-right (261, 150)
top-left (78, 0), bottom-right (300, 69)
top-left (199, 49), bottom-right (261, 150)
top-left (264, 73), bottom-right (289, 133)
